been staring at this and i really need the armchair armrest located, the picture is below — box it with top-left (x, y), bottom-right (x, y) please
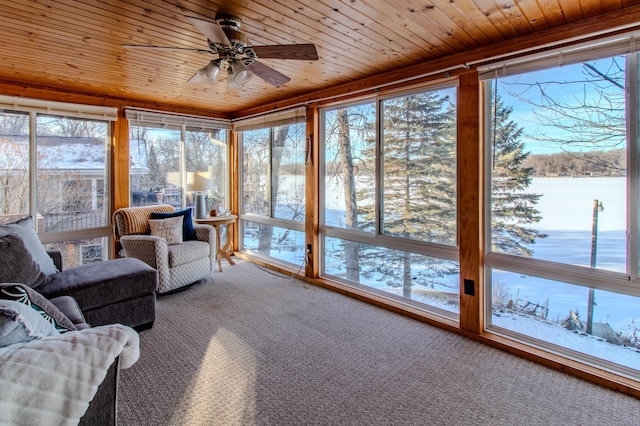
top-left (194, 224), bottom-right (217, 274)
top-left (194, 224), bottom-right (216, 249)
top-left (119, 235), bottom-right (169, 271)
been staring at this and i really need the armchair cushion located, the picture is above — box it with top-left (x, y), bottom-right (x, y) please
top-left (168, 240), bottom-right (211, 267)
top-left (150, 208), bottom-right (197, 241)
top-left (149, 216), bottom-right (183, 245)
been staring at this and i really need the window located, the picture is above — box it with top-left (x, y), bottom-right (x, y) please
top-left (0, 110), bottom-right (29, 222)
top-left (237, 108), bottom-right (307, 266)
top-left (127, 109), bottom-right (230, 213)
top-left (0, 96), bottom-right (116, 268)
top-left (320, 85), bottom-right (459, 314)
top-left (483, 39), bottom-right (640, 374)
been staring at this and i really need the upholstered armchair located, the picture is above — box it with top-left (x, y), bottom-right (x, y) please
top-left (113, 205), bottom-right (216, 294)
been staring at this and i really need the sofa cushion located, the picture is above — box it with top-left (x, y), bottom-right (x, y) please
top-left (41, 258), bottom-right (158, 312)
top-left (0, 283), bottom-right (76, 332)
top-left (0, 216), bottom-right (58, 276)
top-left (167, 240), bottom-right (211, 267)
top-left (0, 233), bottom-right (48, 288)
top-left (0, 299), bottom-right (60, 347)
top-left (150, 208), bottom-right (197, 241)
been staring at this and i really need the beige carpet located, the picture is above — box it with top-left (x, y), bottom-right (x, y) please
top-left (118, 260), bottom-right (639, 425)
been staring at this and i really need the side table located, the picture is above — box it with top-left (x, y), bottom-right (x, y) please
top-left (194, 214), bottom-right (237, 272)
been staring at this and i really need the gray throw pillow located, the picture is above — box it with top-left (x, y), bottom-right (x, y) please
top-left (0, 299), bottom-right (60, 347)
top-left (0, 216), bottom-right (58, 276)
top-left (0, 283), bottom-right (77, 333)
top-left (0, 233), bottom-right (48, 288)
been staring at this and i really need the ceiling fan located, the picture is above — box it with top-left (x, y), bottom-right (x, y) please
top-left (122, 14), bottom-right (318, 89)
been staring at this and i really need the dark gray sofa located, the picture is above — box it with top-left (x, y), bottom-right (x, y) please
top-left (41, 250), bottom-right (158, 330)
top-left (49, 295), bottom-right (120, 425)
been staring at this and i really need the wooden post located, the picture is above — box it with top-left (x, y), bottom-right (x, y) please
top-left (305, 105), bottom-right (320, 278)
top-left (111, 109), bottom-right (129, 258)
top-left (458, 71), bottom-right (483, 333)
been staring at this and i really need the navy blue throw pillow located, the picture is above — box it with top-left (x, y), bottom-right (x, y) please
top-left (150, 208), bottom-right (196, 241)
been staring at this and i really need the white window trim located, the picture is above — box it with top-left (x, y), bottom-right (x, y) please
top-left (125, 108), bottom-right (231, 131)
top-left (233, 107), bottom-right (306, 132)
top-left (0, 95), bottom-right (117, 121)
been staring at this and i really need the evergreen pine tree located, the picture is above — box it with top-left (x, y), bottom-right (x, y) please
top-left (359, 91), bottom-right (457, 296)
top-left (490, 92), bottom-right (546, 256)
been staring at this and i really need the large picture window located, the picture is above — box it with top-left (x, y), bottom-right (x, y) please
top-left (127, 109), bottom-right (230, 214)
top-left (483, 43), bottom-right (640, 374)
top-left (321, 85), bottom-right (459, 314)
top-left (0, 97), bottom-right (116, 268)
top-left (238, 108), bottom-right (307, 266)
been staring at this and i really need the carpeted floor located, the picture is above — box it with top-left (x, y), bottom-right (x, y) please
top-left (118, 260), bottom-right (640, 425)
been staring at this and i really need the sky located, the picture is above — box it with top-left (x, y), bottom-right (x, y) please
top-left (494, 56), bottom-right (626, 155)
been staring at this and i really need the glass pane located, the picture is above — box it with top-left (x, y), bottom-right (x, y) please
top-left (273, 123), bottom-right (305, 222)
top-left (489, 56), bottom-right (627, 273)
top-left (637, 54), bottom-right (640, 278)
top-left (381, 88), bottom-right (457, 245)
top-left (242, 129), bottom-right (270, 216)
top-left (185, 129), bottom-right (228, 216)
top-left (129, 126), bottom-right (182, 208)
top-left (0, 110), bottom-right (30, 223)
top-left (242, 220), bottom-right (306, 265)
top-left (490, 269), bottom-right (640, 371)
top-left (44, 236), bottom-right (108, 270)
top-left (36, 115), bottom-right (109, 232)
top-left (323, 103), bottom-right (376, 230)
top-left (323, 236), bottom-right (460, 313)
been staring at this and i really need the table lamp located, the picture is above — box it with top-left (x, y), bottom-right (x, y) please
top-left (187, 171), bottom-right (213, 219)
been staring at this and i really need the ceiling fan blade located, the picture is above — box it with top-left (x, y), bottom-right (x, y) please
top-left (247, 61), bottom-right (291, 88)
top-left (122, 44), bottom-right (211, 54)
top-left (185, 16), bottom-right (231, 46)
top-left (252, 44), bottom-right (318, 60)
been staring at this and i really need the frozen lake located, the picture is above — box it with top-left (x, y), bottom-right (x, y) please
top-left (494, 177), bottom-right (634, 334)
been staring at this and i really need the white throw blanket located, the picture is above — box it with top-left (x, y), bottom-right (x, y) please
top-left (0, 324), bottom-right (140, 426)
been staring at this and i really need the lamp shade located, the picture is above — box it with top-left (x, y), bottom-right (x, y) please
top-left (186, 171), bottom-right (213, 192)
top-left (188, 61), bottom-right (220, 84)
top-left (228, 60), bottom-right (253, 87)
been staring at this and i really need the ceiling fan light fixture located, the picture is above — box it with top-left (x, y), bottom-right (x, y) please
top-left (188, 60), bottom-right (220, 84)
top-left (228, 60), bottom-right (253, 87)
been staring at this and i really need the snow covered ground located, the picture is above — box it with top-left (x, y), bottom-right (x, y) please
top-left (492, 311), bottom-right (640, 371)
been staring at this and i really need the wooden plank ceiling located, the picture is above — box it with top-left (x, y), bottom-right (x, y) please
top-left (0, 0), bottom-right (636, 117)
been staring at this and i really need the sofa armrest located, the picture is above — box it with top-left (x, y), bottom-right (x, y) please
top-left (47, 249), bottom-right (63, 272)
top-left (79, 356), bottom-right (119, 426)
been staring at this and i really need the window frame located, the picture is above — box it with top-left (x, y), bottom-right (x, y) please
top-left (482, 53), bottom-right (640, 301)
top-left (318, 82), bottom-right (461, 318)
top-left (126, 109), bottom-right (231, 213)
top-left (0, 100), bottom-right (116, 250)
top-left (319, 83), bottom-right (461, 273)
top-left (236, 110), bottom-right (308, 265)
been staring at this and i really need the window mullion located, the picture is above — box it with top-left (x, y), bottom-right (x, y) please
top-left (375, 98), bottom-right (382, 236)
top-left (29, 112), bottom-right (37, 224)
top-left (628, 52), bottom-right (639, 279)
top-left (269, 127), bottom-right (275, 218)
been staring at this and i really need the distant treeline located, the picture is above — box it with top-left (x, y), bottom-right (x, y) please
top-left (282, 149), bottom-right (626, 178)
top-left (522, 149), bottom-right (626, 177)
